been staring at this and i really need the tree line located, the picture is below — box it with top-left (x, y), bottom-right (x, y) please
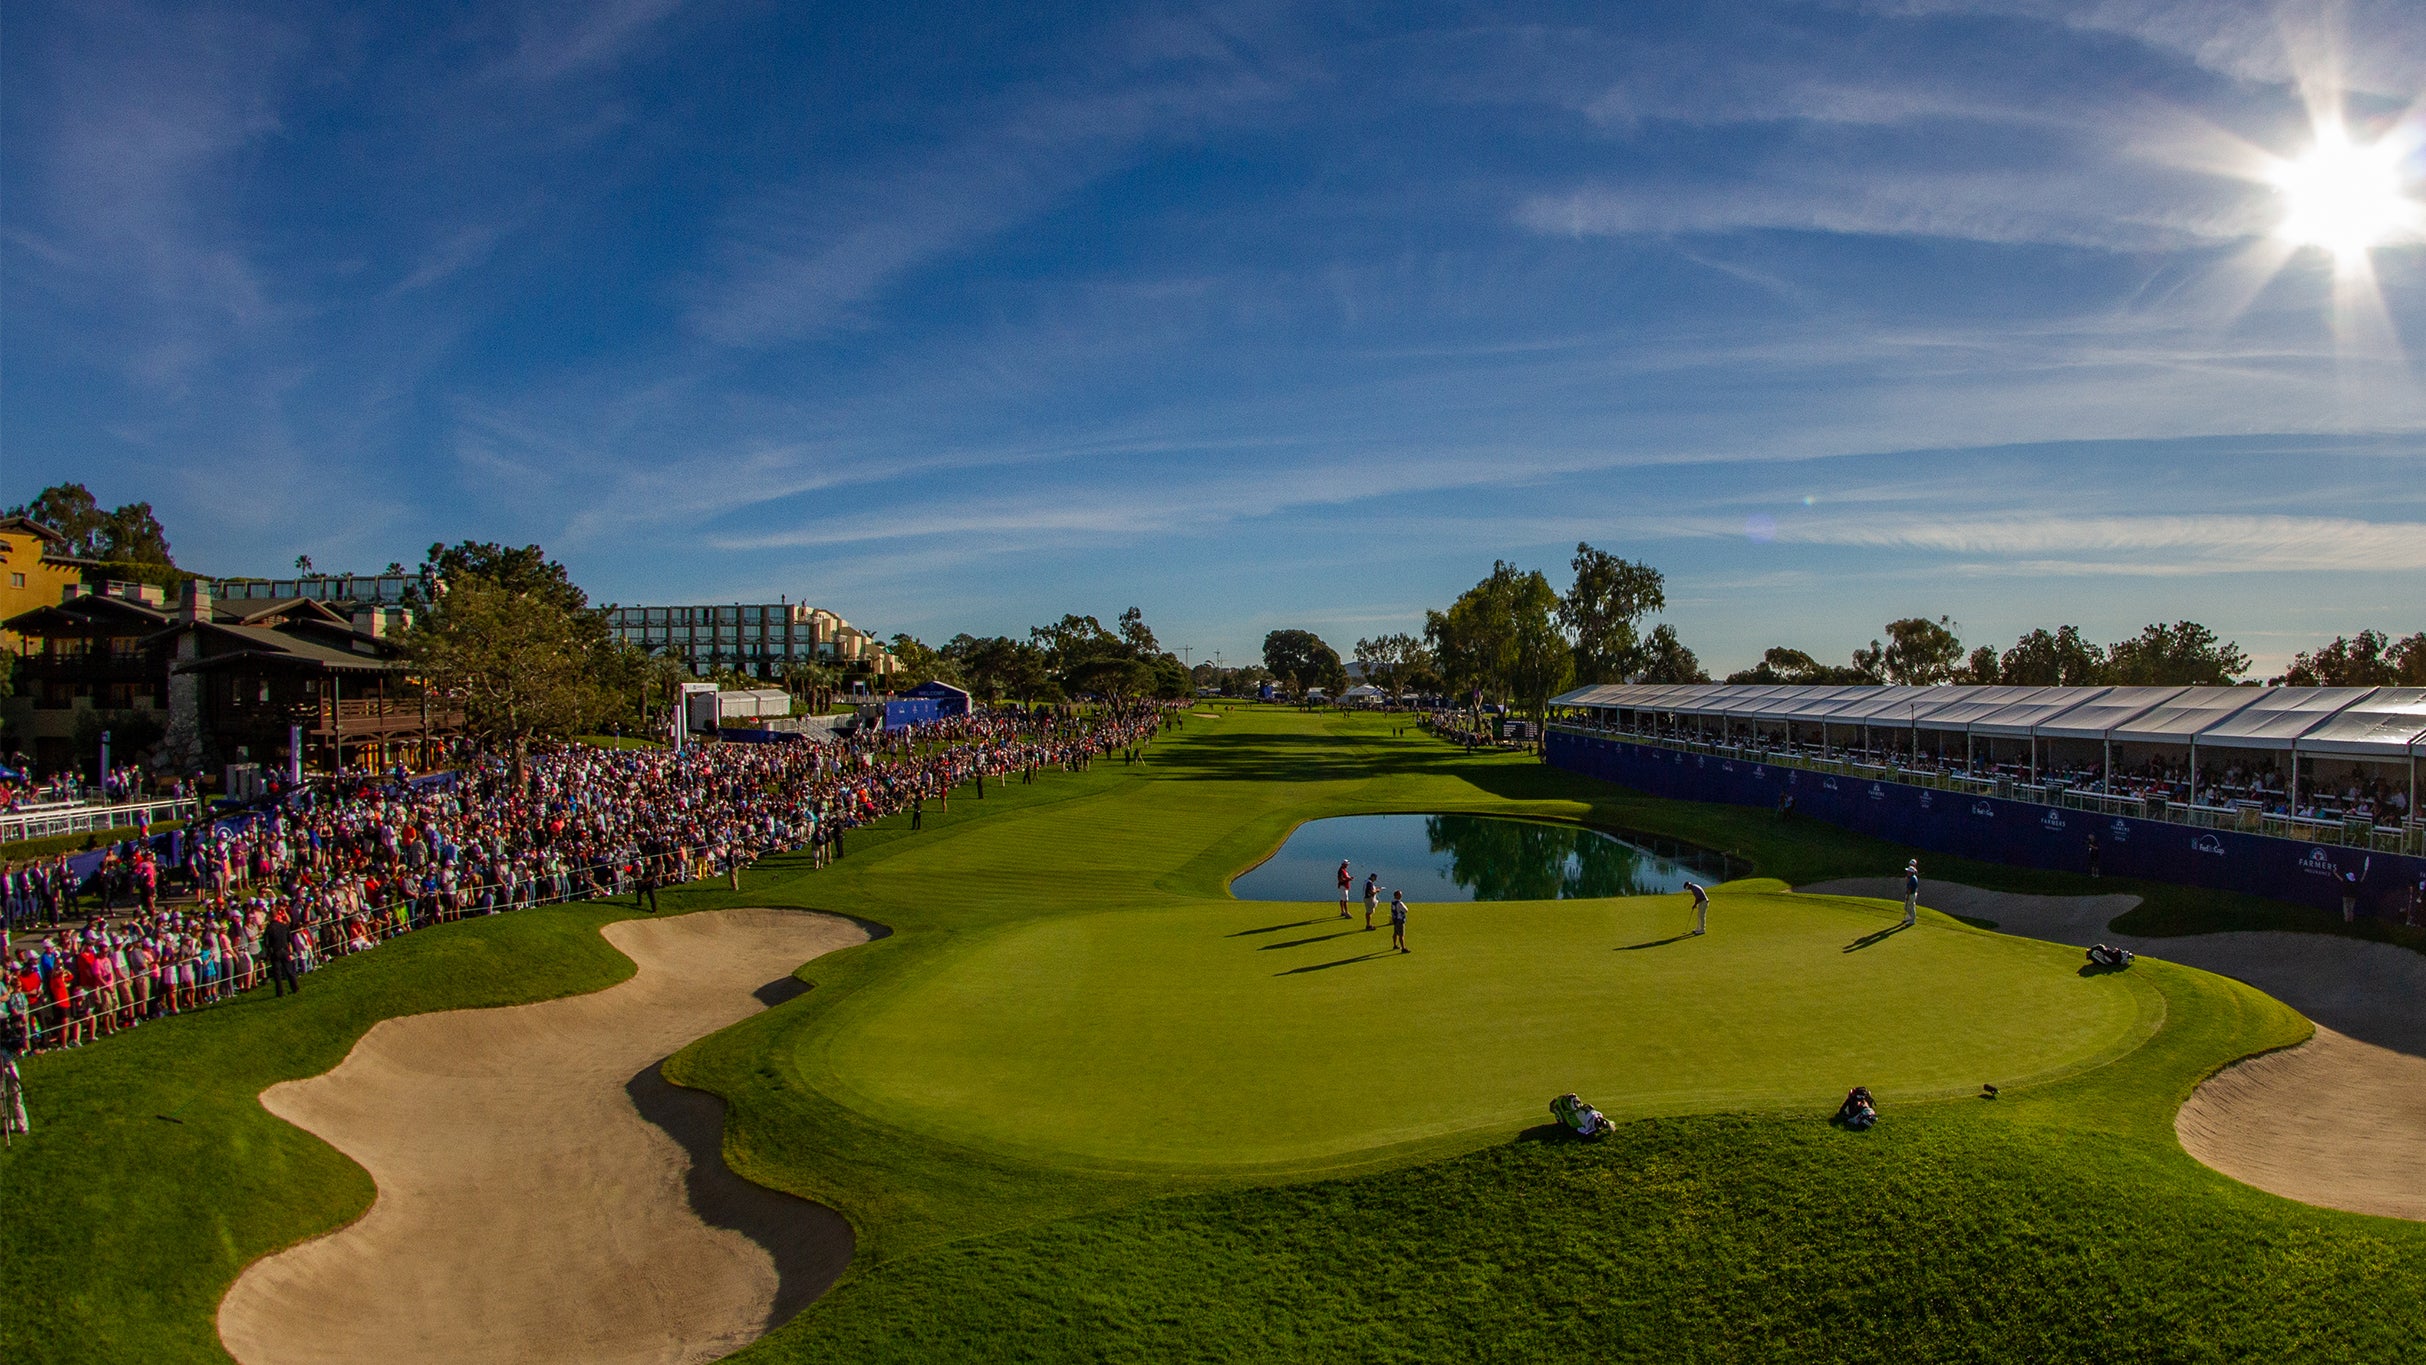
top-left (1233, 544), bottom-right (1702, 718)
top-left (1730, 618), bottom-right (2424, 688)
top-left (884, 608), bottom-right (1194, 705)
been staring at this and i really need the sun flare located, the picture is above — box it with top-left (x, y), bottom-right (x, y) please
top-left (2270, 126), bottom-right (2416, 261)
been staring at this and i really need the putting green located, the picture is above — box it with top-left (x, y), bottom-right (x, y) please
top-left (804, 885), bottom-right (2163, 1168)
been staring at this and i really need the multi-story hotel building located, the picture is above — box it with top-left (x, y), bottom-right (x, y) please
top-left (601, 601), bottom-right (895, 681)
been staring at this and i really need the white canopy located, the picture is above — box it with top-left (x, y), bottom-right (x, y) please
top-left (2030, 686), bottom-right (2192, 741)
top-left (2107, 687), bottom-right (2266, 744)
top-left (1552, 683), bottom-right (2424, 762)
top-left (1959, 689), bottom-right (2109, 739)
top-left (1901, 685), bottom-right (2071, 731)
top-left (2293, 687), bottom-right (2426, 758)
top-left (2193, 687), bottom-right (2378, 751)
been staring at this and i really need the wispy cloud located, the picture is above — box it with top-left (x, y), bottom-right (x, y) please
top-left (1705, 511), bottom-right (2426, 574)
top-left (680, 10), bottom-right (1301, 346)
top-left (501, 0), bottom-right (682, 83)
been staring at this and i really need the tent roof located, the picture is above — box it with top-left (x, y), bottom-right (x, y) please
top-left (1966, 688), bottom-right (2114, 738)
top-left (2193, 687), bottom-right (2379, 750)
top-left (1669, 683), bottom-right (1792, 714)
top-left (1549, 681), bottom-right (2419, 759)
top-left (2106, 686), bottom-right (2268, 743)
top-left (1899, 685), bottom-right (2071, 730)
top-left (2292, 687), bottom-right (2426, 759)
top-left (1806, 685), bottom-right (1949, 726)
top-left (2029, 686), bottom-right (2192, 740)
top-left (1725, 684), bottom-right (1880, 719)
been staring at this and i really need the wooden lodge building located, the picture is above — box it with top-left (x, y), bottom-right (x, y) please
top-left (3, 579), bottom-right (461, 779)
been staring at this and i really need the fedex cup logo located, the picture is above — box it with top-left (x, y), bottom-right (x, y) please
top-left (2299, 847), bottom-right (2340, 879)
top-left (2191, 834), bottom-right (2226, 857)
top-left (1868, 783), bottom-right (1886, 801)
top-left (1918, 790), bottom-right (1933, 808)
top-left (1971, 801), bottom-right (1994, 818)
top-left (1823, 778), bottom-right (1839, 792)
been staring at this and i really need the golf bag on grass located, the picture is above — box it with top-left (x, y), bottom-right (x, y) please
top-left (2086, 943), bottom-right (2136, 969)
top-left (1551, 1092), bottom-right (1611, 1139)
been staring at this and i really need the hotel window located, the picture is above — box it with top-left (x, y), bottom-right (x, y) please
top-left (9, 572), bottom-right (21, 588)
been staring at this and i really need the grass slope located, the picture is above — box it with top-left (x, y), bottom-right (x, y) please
top-left (4, 706), bottom-right (2419, 1364)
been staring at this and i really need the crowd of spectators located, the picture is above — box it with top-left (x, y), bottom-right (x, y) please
top-left (2, 704), bottom-right (1171, 1057)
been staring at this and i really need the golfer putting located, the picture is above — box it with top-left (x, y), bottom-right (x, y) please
top-left (1686, 881), bottom-right (1709, 935)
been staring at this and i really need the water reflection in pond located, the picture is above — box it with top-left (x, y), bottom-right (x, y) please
top-left (1230, 813), bottom-right (1731, 903)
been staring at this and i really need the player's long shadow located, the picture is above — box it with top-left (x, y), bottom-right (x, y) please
top-left (1227, 918), bottom-right (1325, 937)
top-left (1260, 931), bottom-right (1360, 951)
top-left (1276, 951), bottom-right (1396, 976)
top-left (1618, 934), bottom-right (1694, 950)
top-left (1843, 924), bottom-right (1910, 953)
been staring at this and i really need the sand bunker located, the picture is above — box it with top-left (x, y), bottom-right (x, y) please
top-left (219, 908), bottom-right (870, 1365)
top-left (1802, 878), bottom-right (2426, 1222)
top-left (2177, 1027), bottom-right (2426, 1222)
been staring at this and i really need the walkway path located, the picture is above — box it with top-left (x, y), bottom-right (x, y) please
top-left (219, 908), bottom-right (869, 1365)
top-left (1800, 879), bottom-right (2426, 1222)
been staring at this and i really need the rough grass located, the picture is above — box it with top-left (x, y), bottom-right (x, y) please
top-left (5, 708), bottom-right (2419, 1365)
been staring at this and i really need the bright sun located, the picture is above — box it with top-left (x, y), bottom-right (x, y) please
top-left (2271, 127), bottom-right (2417, 260)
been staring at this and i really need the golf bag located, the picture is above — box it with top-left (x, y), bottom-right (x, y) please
top-left (2086, 943), bottom-right (2136, 969)
top-left (1550, 1092), bottom-right (1611, 1139)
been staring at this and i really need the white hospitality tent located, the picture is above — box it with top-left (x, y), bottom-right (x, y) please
top-left (1898, 685), bottom-right (2069, 769)
top-left (2025, 685), bottom-right (2192, 786)
top-left (2106, 687), bottom-right (2268, 756)
top-left (2191, 688), bottom-right (2378, 805)
top-left (2291, 687), bottom-right (2426, 826)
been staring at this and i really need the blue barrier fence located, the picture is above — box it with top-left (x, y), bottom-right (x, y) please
top-left (1547, 731), bottom-right (2426, 920)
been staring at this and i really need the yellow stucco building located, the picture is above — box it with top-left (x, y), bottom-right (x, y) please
top-left (0, 516), bottom-right (90, 650)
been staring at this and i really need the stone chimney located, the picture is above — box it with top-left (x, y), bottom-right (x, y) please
top-left (352, 605), bottom-right (385, 640)
top-left (161, 579), bottom-right (213, 773)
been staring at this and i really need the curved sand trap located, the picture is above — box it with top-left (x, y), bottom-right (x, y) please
top-left (219, 908), bottom-right (871, 1365)
top-left (1802, 878), bottom-right (2426, 1221)
top-left (2177, 1027), bottom-right (2426, 1222)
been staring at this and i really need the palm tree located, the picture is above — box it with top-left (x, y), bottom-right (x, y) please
top-left (784, 659), bottom-right (842, 714)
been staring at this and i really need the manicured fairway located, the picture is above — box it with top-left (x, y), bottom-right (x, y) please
top-left (810, 889), bottom-right (2158, 1166)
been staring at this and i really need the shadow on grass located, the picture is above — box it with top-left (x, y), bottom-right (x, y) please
top-left (1227, 918), bottom-right (1325, 938)
top-left (1618, 934), bottom-right (1695, 951)
top-left (1260, 931), bottom-right (1359, 951)
top-left (1276, 951), bottom-right (1397, 976)
top-left (1842, 924), bottom-right (1910, 953)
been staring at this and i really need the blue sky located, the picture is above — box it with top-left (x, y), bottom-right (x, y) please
top-left (4, 0), bottom-right (2421, 675)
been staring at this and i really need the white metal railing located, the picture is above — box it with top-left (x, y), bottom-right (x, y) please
top-left (0, 797), bottom-right (202, 846)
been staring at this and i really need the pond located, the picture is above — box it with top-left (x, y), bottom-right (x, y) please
top-left (1229, 813), bottom-right (1733, 903)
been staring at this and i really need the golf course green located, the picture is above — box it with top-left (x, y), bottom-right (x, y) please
top-left (7, 705), bottom-right (2424, 1365)
top-left (807, 890), bottom-right (2158, 1167)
